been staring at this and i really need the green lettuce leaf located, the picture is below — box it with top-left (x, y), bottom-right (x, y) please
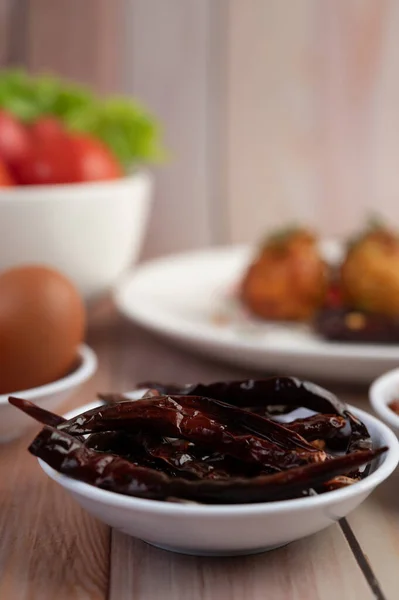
top-left (0, 70), bottom-right (164, 169)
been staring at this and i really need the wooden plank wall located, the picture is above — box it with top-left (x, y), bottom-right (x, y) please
top-left (2, 1), bottom-right (399, 249)
top-left (123, 0), bottom-right (218, 257)
top-left (0, 0), bottom-right (219, 257)
top-left (226, 0), bottom-right (399, 243)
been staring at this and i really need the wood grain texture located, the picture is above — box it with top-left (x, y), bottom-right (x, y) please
top-left (0, 0), bottom-right (9, 65)
top-left (124, 0), bottom-right (215, 258)
top-left (345, 397), bottom-right (399, 600)
top-left (109, 520), bottom-right (372, 600)
top-left (347, 474), bottom-right (399, 600)
top-left (0, 376), bottom-right (110, 600)
top-left (0, 0), bottom-right (26, 67)
top-left (4, 0), bottom-right (399, 253)
top-left (226, 0), bottom-right (399, 244)
top-left (27, 0), bottom-right (124, 93)
top-left (0, 303), bottom-right (396, 599)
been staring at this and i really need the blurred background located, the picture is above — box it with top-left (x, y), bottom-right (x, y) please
top-left (1, 0), bottom-right (398, 257)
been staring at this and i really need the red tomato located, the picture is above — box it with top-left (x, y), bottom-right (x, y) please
top-left (0, 111), bottom-right (30, 168)
top-left (14, 135), bottom-right (78, 185)
top-left (30, 117), bottom-right (66, 143)
top-left (0, 159), bottom-right (15, 186)
top-left (70, 134), bottom-right (122, 182)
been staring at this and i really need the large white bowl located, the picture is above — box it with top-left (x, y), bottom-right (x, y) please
top-left (38, 399), bottom-right (399, 556)
top-left (1, 344), bottom-right (97, 443)
top-left (370, 368), bottom-right (399, 435)
top-left (0, 172), bottom-right (152, 301)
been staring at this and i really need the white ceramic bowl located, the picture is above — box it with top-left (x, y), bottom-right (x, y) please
top-left (0, 172), bottom-right (152, 302)
top-left (370, 368), bottom-right (399, 434)
top-left (1, 344), bottom-right (97, 443)
top-left (38, 400), bottom-right (399, 556)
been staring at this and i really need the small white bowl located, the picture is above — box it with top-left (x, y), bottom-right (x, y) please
top-left (1, 344), bottom-right (97, 443)
top-left (0, 172), bottom-right (152, 302)
top-left (370, 368), bottom-right (399, 434)
top-left (38, 399), bottom-right (399, 556)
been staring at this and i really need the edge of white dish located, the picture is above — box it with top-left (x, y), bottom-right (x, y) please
top-left (0, 171), bottom-right (151, 200)
top-left (370, 368), bottom-right (399, 431)
top-left (0, 344), bottom-right (98, 405)
top-left (112, 244), bottom-right (399, 370)
top-left (39, 401), bottom-right (399, 516)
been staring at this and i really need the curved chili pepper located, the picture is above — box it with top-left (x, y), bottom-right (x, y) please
top-left (9, 381), bottom-right (379, 503)
top-left (86, 431), bottom-right (128, 452)
top-left (136, 380), bottom-right (365, 453)
top-left (87, 430), bottom-right (259, 480)
top-left (85, 431), bottom-right (186, 475)
top-left (137, 377), bottom-right (347, 415)
top-left (345, 411), bottom-right (373, 453)
top-left (344, 411), bottom-right (374, 478)
top-left (9, 396), bottom-right (65, 427)
top-left (139, 437), bottom-right (250, 480)
top-left (9, 394), bottom-right (304, 473)
top-left (142, 437), bottom-right (225, 480)
top-left (98, 393), bottom-right (316, 452)
top-left (59, 395), bottom-right (323, 470)
top-left (29, 425), bottom-right (386, 504)
top-left (285, 414), bottom-right (347, 442)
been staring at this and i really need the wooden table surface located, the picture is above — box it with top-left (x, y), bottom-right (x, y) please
top-left (0, 303), bottom-right (398, 600)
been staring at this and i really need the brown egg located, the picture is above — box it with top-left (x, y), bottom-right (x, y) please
top-left (0, 265), bottom-right (86, 394)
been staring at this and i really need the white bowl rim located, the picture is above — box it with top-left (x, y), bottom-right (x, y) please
top-left (370, 368), bottom-right (399, 430)
top-left (1, 344), bottom-right (97, 405)
top-left (0, 170), bottom-right (151, 200)
top-left (39, 402), bottom-right (399, 516)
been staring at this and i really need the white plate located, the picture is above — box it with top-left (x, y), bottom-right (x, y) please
top-left (370, 368), bottom-right (399, 435)
top-left (113, 244), bottom-right (399, 383)
top-left (38, 396), bottom-right (399, 556)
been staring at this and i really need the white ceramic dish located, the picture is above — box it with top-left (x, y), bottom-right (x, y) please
top-left (113, 244), bottom-right (399, 383)
top-left (0, 172), bottom-right (152, 302)
top-left (1, 344), bottom-right (97, 442)
top-left (370, 369), bottom-right (399, 434)
top-left (38, 397), bottom-right (399, 556)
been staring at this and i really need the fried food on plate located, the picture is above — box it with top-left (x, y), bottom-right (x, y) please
top-left (341, 224), bottom-right (399, 317)
top-left (241, 228), bottom-right (327, 321)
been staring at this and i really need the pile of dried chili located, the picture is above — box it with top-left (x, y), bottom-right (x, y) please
top-left (9, 377), bottom-right (387, 504)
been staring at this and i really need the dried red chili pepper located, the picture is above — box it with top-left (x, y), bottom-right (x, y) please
top-left (29, 425), bottom-right (386, 503)
top-left (139, 436), bottom-right (258, 480)
top-left (88, 431), bottom-right (261, 481)
top-left (9, 396), bottom-right (65, 427)
top-left (84, 431), bottom-right (174, 473)
top-left (9, 377), bottom-right (384, 504)
top-left (137, 377), bottom-right (347, 415)
top-left (345, 411), bottom-right (373, 453)
top-left (285, 414), bottom-right (347, 442)
top-left (135, 380), bottom-right (369, 454)
top-left (98, 393), bottom-right (317, 452)
top-left (58, 395), bottom-right (323, 470)
top-left (11, 395), bottom-right (319, 472)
